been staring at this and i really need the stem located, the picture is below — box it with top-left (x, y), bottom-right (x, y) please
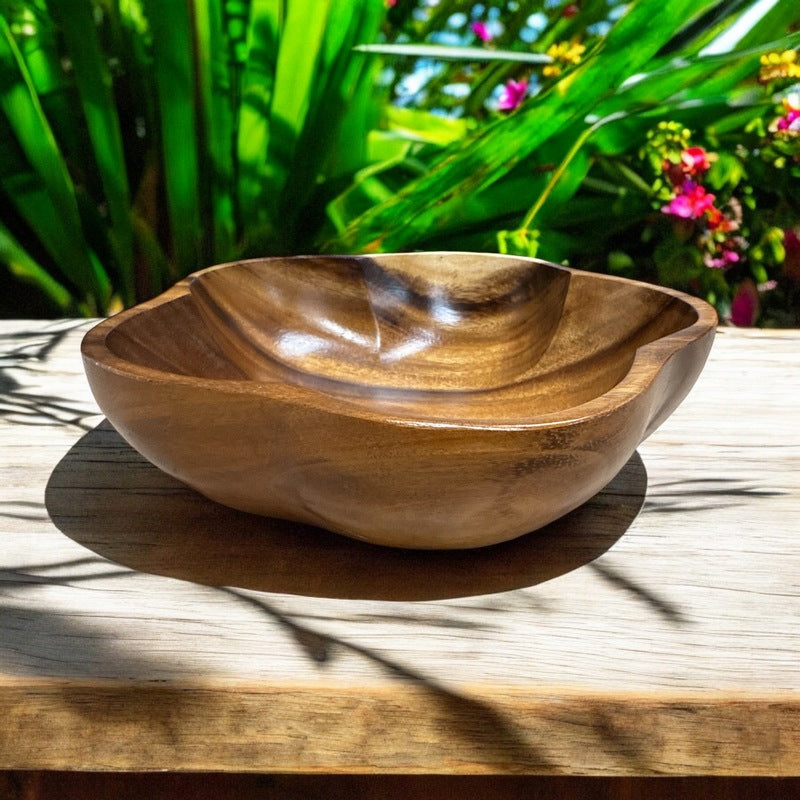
top-left (520, 110), bottom-right (628, 231)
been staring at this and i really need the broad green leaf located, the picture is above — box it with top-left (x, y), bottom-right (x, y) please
top-left (318, 0), bottom-right (387, 179)
top-left (382, 106), bottom-right (473, 146)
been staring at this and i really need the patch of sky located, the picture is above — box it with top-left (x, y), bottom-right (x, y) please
top-left (447, 12), bottom-right (468, 28)
top-left (607, 2), bottom-right (629, 21)
top-left (442, 82), bottom-right (472, 99)
top-left (486, 5), bottom-right (503, 21)
top-left (586, 20), bottom-right (612, 36)
top-left (394, 60), bottom-right (445, 106)
top-left (431, 29), bottom-right (468, 45)
top-left (519, 11), bottom-right (548, 43)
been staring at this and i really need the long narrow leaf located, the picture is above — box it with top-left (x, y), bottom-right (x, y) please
top-left (0, 219), bottom-right (72, 312)
top-left (281, 0), bottom-right (386, 235)
top-left (236, 0), bottom-right (283, 241)
top-left (734, 0), bottom-right (800, 50)
top-left (354, 43), bottom-right (554, 64)
top-left (194, 0), bottom-right (236, 263)
top-left (0, 14), bottom-right (109, 307)
top-left (607, 31), bottom-right (800, 112)
top-left (265, 0), bottom-right (332, 206)
top-left (658, 0), bottom-right (758, 57)
top-left (52, 0), bottom-right (136, 306)
top-left (140, 0), bottom-right (203, 274)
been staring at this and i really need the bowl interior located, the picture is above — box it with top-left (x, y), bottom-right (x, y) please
top-left (104, 255), bottom-right (700, 423)
top-left (187, 253), bottom-right (571, 392)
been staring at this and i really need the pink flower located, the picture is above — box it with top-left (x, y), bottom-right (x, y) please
top-left (498, 79), bottom-right (528, 112)
top-left (661, 182), bottom-right (716, 220)
top-left (562, 3), bottom-right (580, 17)
top-left (776, 109), bottom-right (800, 131)
top-left (705, 249), bottom-right (741, 269)
top-left (681, 146), bottom-right (713, 175)
top-left (730, 279), bottom-right (759, 327)
top-left (471, 21), bottom-right (492, 42)
top-left (769, 95), bottom-right (800, 134)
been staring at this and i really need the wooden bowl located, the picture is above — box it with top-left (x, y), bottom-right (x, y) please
top-left (82, 253), bottom-right (717, 549)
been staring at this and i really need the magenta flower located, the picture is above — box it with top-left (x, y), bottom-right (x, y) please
top-left (661, 182), bottom-right (716, 220)
top-left (498, 79), bottom-right (528, 112)
top-left (705, 249), bottom-right (741, 269)
top-left (730, 280), bottom-right (760, 327)
top-left (776, 108), bottom-right (800, 131)
top-left (681, 146), bottom-right (713, 175)
top-left (769, 94), bottom-right (800, 134)
top-left (471, 21), bottom-right (492, 42)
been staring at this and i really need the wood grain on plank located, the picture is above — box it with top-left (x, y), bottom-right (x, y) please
top-left (1, 320), bottom-right (799, 775)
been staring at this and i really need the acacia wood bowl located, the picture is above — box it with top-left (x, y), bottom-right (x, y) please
top-left (82, 252), bottom-right (717, 549)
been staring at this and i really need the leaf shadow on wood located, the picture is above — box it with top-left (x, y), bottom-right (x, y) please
top-left (0, 321), bottom-right (98, 430)
top-left (45, 420), bottom-right (647, 601)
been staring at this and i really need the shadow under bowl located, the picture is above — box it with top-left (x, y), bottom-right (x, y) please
top-left (81, 252), bottom-right (717, 549)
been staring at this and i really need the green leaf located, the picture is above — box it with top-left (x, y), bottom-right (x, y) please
top-left (382, 106), bottom-right (473, 146)
top-left (236, 0), bottom-right (282, 239)
top-left (140, 0), bottom-right (203, 273)
top-left (607, 31), bottom-right (800, 112)
top-left (658, 0), bottom-right (759, 57)
top-left (276, 0), bottom-right (384, 233)
top-left (194, 0), bottom-right (237, 263)
top-left (0, 219), bottom-right (72, 312)
top-left (51, 0), bottom-right (136, 306)
top-left (723, 0), bottom-right (800, 51)
top-left (354, 43), bottom-right (554, 64)
top-left (0, 14), bottom-right (109, 309)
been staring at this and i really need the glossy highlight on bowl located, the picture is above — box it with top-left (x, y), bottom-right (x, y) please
top-left (82, 253), bottom-right (717, 549)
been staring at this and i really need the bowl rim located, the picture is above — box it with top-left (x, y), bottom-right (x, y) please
top-left (81, 252), bottom-right (718, 431)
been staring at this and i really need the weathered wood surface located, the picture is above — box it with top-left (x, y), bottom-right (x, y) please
top-left (1, 320), bottom-right (799, 775)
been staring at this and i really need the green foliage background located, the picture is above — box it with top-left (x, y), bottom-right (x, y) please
top-left (1, 0), bottom-right (799, 322)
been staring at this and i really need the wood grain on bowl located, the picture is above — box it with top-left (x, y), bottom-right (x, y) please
top-left (82, 253), bottom-right (717, 549)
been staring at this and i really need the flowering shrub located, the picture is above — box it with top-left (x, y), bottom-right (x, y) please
top-left (618, 62), bottom-right (800, 326)
top-left (2, 0), bottom-right (799, 324)
top-left (361, 2), bottom-right (800, 326)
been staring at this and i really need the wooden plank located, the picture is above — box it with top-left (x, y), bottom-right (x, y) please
top-left (1, 320), bottom-right (800, 774)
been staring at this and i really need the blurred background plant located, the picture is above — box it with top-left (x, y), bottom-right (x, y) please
top-left (1, 0), bottom-right (799, 325)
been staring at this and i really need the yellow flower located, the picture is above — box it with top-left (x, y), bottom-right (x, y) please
top-left (543, 40), bottom-right (586, 78)
top-left (758, 49), bottom-right (800, 84)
